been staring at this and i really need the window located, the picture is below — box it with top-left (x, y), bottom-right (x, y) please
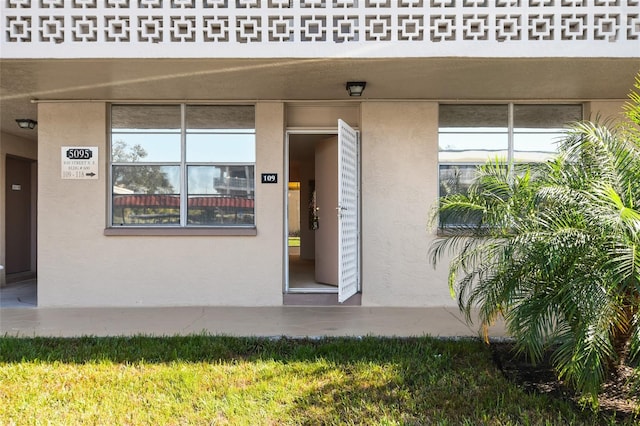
top-left (438, 103), bottom-right (582, 198)
top-left (439, 104), bottom-right (509, 197)
top-left (438, 104), bottom-right (582, 227)
top-left (110, 104), bottom-right (255, 227)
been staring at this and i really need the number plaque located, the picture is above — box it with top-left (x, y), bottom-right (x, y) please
top-left (261, 173), bottom-right (278, 184)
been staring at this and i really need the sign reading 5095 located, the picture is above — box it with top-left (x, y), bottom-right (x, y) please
top-left (66, 148), bottom-right (93, 160)
top-left (61, 146), bottom-right (99, 180)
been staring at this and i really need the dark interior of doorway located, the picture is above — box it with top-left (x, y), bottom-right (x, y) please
top-left (288, 133), bottom-right (337, 293)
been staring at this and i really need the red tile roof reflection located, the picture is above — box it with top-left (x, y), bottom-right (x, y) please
top-left (113, 194), bottom-right (254, 208)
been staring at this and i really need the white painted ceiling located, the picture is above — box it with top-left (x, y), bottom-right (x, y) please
top-left (2, 57), bottom-right (639, 141)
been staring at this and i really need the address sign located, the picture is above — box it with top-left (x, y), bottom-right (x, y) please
top-left (61, 146), bottom-right (99, 179)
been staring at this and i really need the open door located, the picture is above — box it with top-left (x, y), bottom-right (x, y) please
top-left (337, 119), bottom-right (359, 303)
top-left (285, 123), bottom-right (360, 304)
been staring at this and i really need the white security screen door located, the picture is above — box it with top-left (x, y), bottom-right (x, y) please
top-left (337, 119), bottom-right (360, 303)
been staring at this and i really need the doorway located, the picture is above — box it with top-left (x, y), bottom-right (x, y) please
top-left (5, 156), bottom-right (37, 283)
top-left (285, 121), bottom-right (360, 303)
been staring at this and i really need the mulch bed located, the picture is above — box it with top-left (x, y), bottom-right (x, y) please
top-left (489, 341), bottom-right (639, 423)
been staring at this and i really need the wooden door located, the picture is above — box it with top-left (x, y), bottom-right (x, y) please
top-left (6, 157), bottom-right (32, 274)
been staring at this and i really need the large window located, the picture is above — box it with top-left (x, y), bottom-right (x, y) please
top-left (438, 103), bottom-right (583, 198)
top-left (110, 104), bottom-right (255, 227)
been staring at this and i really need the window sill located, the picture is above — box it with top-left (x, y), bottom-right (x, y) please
top-left (104, 227), bottom-right (257, 236)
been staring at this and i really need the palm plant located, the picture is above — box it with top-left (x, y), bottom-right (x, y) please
top-left (430, 75), bottom-right (640, 403)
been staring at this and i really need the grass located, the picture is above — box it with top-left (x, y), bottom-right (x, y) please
top-left (0, 335), bottom-right (628, 425)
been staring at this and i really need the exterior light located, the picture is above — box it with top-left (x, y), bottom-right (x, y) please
top-left (346, 81), bottom-right (366, 97)
top-left (16, 119), bottom-right (37, 129)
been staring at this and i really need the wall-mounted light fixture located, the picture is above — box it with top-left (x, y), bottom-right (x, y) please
top-left (16, 119), bottom-right (37, 129)
top-left (346, 81), bottom-right (366, 97)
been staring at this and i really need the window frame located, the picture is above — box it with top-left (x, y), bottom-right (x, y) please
top-left (107, 103), bottom-right (257, 234)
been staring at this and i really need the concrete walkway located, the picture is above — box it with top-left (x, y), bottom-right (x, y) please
top-left (0, 281), bottom-right (507, 338)
top-left (0, 279), bottom-right (37, 308)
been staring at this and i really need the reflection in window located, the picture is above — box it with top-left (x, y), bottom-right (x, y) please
top-left (112, 165), bottom-right (180, 226)
top-left (439, 105), bottom-right (508, 162)
top-left (186, 105), bottom-right (256, 163)
top-left (439, 164), bottom-right (476, 198)
top-left (110, 104), bottom-right (256, 227)
top-left (187, 165), bottom-right (255, 226)
top-left (111, 105), bottom-right (181, 163)
top-left (513, 105), bottom-right (582, 162)
top-left (187, 133), bottom-right (256, 163)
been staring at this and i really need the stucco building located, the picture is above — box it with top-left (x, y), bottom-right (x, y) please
top-left (1, 1), bottom-right (638, 309)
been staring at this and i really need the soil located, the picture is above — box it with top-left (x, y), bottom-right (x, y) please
top-left (489, 342), bottom-right (639, 423)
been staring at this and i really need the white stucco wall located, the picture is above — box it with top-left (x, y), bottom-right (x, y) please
top-left (1, 132), bottom-right (38, 286)
top-left (357, 100), bottom-right (633, 307)
top-left (360, 102), bottom-right (453, 307)
top-left (37, 102), bottom-right (284, 307)
top-left (32, 99), bottom-right (632, 308)
top-left (585, 101), bottom-right (628, 123)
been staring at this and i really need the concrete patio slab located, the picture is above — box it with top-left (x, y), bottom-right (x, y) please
top-left (0, 279), bottom-right (507, 338)
top-left (0, 280), bottom-right (37, 308)
top-left (0, 304), bottom-right (506, 339)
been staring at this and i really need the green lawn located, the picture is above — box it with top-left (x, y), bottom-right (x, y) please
top-left (0, 336), bottom-right (628, 425)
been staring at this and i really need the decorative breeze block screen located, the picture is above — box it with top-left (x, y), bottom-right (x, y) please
top-left (3, 1), bottom-right (638, 56)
